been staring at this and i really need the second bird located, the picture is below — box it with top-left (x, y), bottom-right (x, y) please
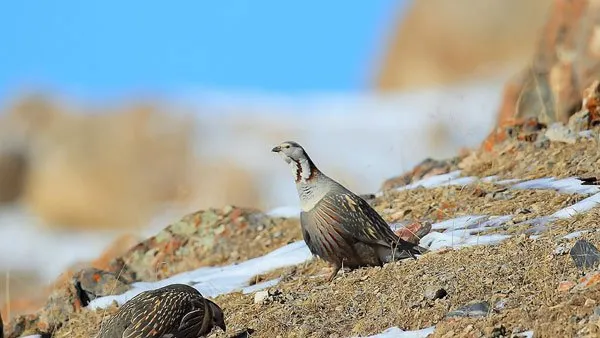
top-left (96, 284), bottom-right (225, 338)
top-left (272, 141), bottom-right (427, 282)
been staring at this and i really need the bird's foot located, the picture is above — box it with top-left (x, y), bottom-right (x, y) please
top-left (326, 265), bottom-right (341, 283)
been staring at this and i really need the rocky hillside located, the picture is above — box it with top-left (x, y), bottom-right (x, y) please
top-left (6, 81), bottom-right (600, 337)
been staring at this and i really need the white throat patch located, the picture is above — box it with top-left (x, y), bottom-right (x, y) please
top-left (287, 158), bottom-right (312, 183)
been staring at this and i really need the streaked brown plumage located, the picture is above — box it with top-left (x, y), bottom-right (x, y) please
top-left (96, 284), bottom-right (225, 338)
top-left (273, 141), bottom-right (427, 281)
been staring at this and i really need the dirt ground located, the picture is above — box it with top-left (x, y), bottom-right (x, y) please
top-left (23, 129), bottom-right (600, 338)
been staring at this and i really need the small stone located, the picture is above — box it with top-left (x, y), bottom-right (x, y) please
top-left (424, 287), bottom-right (448, 301)
top-left (222, 205), bottom-right (233, 214)
top-left (545, 123), bottom-right (577, 144)
top-left (585, 299), bottom-right (596, 307)
top-left (557, 280), bottom-right (576, 292)
top-left (446, 301), bottom-right (490, 318)
top-left (570, 240), bottom-right (600, 270)
top-left (553, 244), bottom-right (570, 256)
top-left (484, 324), bottom-right (506, 338)
top-left (254, 290), bottom-right (269, 304)
top-left (493, 298), bottom-right (508, 312)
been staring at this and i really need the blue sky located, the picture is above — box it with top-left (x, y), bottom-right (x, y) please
top-left (0, 1), bottom-right (406, 102)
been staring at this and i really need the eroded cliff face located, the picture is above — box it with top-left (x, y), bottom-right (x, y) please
top-left (374, 0), bottom-right (551, 91)
top-left (484, 0), bottom-right (600, 150)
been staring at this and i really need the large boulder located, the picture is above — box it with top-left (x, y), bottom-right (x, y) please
top-left (486, 0), bottom-right (600, 150)
top-left (374, 0), bottom-right (551, 90)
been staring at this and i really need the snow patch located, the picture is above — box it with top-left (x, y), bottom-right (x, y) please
top-left (552, 192), bottom-right (600, 219)
top-left (563, 230), bottom-right (589, 240)
top-left (510, 177), bottom-right (600, 195)
top-left (88, 241), bottom-right (312, 309)
top-left (267, 206), bottom-right (301, 218)
top-left (396, 171), bottom-right (463, 190)
top-left (364, 325), bottom-right (435, 338)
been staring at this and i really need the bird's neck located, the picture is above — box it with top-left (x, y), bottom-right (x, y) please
top-left (290, 156), bottom-right (319, 184)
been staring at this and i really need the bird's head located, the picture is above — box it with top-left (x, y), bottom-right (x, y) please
top-left (207, 299), bottom-right (226, 332)
top-left (271, 141), bottom-right (308, 163)
top-left (272, 141), bottom-right (318, 183)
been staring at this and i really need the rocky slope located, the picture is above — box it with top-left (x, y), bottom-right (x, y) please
top-left (6, 85), bottom-right (600, 337)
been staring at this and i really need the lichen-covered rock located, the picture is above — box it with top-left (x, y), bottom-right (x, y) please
top-left (72, 268), bottom-right (131, 304)
top-left (107, 205), bottom-right (301, 282)
top-left (4, 206), bottom-right (300, 337)
top-left (5, 275), bottom-right (81, 337)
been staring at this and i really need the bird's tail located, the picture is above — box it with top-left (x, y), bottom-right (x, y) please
top-left (384, 241), bottom-right (428, 262)
top-left (580, 176), bottom-right (600, 185)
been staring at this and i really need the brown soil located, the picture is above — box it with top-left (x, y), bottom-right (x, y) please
top-left (55, 227), bottom-right (600, 338)
top-left (462, 135), bottom-right (600, 181)
top-left (375, 182), bottom-right (580, 224)
top-left (30, 130), bottom-right (600, 338)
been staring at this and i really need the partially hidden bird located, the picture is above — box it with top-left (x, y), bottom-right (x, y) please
top-left (272, 141), bottom-right (428, 282)
top-left (96, 284), bottom-right (226, 338)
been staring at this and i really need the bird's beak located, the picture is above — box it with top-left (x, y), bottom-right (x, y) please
top-left (271, 145), bottom-right (281, 153)
top-left (218, 322), bottom-right (227, 332)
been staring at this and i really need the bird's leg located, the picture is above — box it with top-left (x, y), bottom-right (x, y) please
top-left (327, 264), bottom-right (341, 283)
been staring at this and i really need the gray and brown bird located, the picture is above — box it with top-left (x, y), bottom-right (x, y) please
top-left (96, 284), bottom-right (226, 338)
top-left (272, 141), bottom-right (427, 282)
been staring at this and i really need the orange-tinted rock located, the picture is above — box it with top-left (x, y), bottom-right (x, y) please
top-left (557, 280), bottom-right (576, 292)
top-left (487, 0), bottom-right (600, 151)
top-left (394, 221), bottom-right (432, 244)
top-left (106, 206), bottom-right (300, 282)
top-left (374, 0), bottom-right (551, 91)
top-left (574, 271), bottom-right (600, 291)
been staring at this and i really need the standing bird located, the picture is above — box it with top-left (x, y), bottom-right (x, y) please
top-left (96, 284), bottom-right (226, 338)
top-left (272, 141), bottom-right (427, 282)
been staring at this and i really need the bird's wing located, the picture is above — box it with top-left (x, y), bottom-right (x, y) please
top-left (315, 189), bottom-right (405, 248)
top-left (122, 294), bottom-right (180, 338)
top-left (174, 300), bottom-right (206, 337)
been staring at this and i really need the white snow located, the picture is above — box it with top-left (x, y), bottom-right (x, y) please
top-left (88, 240), bottom-right (312, 309)
top-left (518, 331), bottom-right (535, 338)
top-left (562, 230), bottom-right (589, 240)
top-left (394, 171), bottom-right (600, 196)
top-left (363, 326), bottom-right (435, 338)
top-left (552, 192), bottom-right (600, 219)
top-left (266, 206), bottom-right (301, 218)
top-left (396, 171), bottom-right (463, 191)
top-left (510, 177), bottom-right (600, 195)
top-left (421, 231), bottom-right (511, 251)
top-left (430, 215), bottom-right (488, 231)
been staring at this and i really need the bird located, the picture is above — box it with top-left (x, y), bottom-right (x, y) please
top-left (272, 141), bottom-right (427, 282)
top-left (96, 283), bottom-right (226, 338)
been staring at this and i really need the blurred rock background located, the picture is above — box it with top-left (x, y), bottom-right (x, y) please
top-left (0, 0), bottom-right (572, 321)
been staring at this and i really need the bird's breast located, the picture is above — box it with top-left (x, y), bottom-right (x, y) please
top-left (297, 184), bottom-right (328, 212)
